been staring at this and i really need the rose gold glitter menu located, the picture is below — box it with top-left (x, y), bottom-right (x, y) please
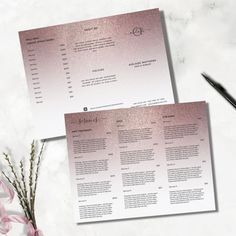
top-left (19, 8), bottom-right (174, 139)
top-left (65, 102), bottom-right (216, 223)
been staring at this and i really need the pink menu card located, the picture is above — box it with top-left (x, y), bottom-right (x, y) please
top-left (19, 8), bottom-right (174, 139)
top-left (65, 101), bottom-right (216, 223)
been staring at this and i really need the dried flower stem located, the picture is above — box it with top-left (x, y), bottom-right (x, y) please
top-left (1, 154), bottom-right (34, 225)
top-left (3, 153), bottom-right (24, 193)
top-left (2, 171), bottom-right (30, 219)
top-left (29, 141), bottom-right (35, 211)
top-left (33, 140), bottom-right (45, 204)
top-left (31, 140), bottom-right (45, 228)
top-left (20, 160), bottom-right (28, 201)
top-left (13, 180), bottom-right (31, 220)
top-left (1, 140), bottom-right (46, 231)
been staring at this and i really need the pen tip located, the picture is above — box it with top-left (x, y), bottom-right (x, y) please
top-left (201, 72), bottom-right (214, 84)
top-left (201, 72), bottom-right (219, 88)
top-left (201, 72), bottom-right (209, 79)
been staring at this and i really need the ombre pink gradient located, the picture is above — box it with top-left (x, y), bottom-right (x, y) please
top-left (19, 8), bottom-right (174, 139)
top-left (65, 102), bottom-right (216, 223)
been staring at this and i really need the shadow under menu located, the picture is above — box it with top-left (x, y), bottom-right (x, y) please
top-left (160, 11), bottom-right (179, 103)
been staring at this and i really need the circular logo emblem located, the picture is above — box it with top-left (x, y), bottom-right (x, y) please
top-left (132, 27), bottom-right (144, 36)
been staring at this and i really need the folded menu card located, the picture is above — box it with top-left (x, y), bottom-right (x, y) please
top-left (19, 8), bottom-right (174, 139)
top-left (65, 101), bottom-right (216, 223)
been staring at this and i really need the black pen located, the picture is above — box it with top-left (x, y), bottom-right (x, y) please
top-left (201, 72), bottom-right (236, 109)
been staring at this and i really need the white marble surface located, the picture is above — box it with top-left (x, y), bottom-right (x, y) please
top-left (0, 0), bottom-right (236, 235)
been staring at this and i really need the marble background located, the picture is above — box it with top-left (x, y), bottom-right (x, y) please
top-left (0, 0), bottom-right (236, 235)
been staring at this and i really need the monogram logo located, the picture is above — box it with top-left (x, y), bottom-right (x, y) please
top-left (131, 27), bottom-right (144, 36)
